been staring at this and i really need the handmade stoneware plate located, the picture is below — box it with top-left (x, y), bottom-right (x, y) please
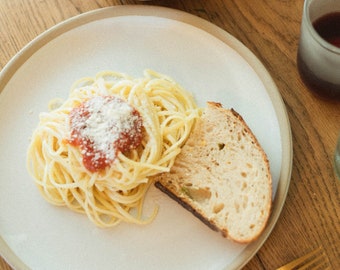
top-left (0, 6), bottom-right (292, 270)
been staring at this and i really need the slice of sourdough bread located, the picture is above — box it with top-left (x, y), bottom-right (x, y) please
top-left (154, 102), bottom-right (272, 243)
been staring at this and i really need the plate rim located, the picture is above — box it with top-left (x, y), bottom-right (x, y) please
top-left (0, 5), bottom-right (293, 270)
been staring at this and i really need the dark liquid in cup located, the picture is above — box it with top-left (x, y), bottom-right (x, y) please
top-left (313, 12), bottom-right (340, 48)
top-left (297, 12), bottom-right (340, 100)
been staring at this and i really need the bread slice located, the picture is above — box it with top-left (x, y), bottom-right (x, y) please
top-left (154, 102), bottom-right (272, 243)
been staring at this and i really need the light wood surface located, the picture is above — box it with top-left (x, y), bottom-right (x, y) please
top-left (0, 0), bottom-right (339, 269)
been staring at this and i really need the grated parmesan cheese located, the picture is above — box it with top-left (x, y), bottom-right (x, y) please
top-left (69, 95), bottom-right (143, 171)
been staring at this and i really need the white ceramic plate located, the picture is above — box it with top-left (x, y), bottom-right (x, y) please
top-left (0, 6), bottom-right (292, 270)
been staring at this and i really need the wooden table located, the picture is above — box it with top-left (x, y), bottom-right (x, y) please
top-left (0, 0), bottom-right (339, 269)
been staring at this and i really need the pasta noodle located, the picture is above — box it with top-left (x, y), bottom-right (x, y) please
top-left (27, 69), bottom-right (200, 227)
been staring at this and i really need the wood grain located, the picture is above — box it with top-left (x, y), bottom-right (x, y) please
top-left (0, 0), bottom-right (339, 269)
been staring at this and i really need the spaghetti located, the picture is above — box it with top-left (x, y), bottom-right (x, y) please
top-left (27, 69), bottom-right (199, 227)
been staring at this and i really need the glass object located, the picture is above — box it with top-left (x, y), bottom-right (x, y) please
top-left (335, 134), bottom-right (340, 180)
top-left (297, 0), bottom-right (340, 100)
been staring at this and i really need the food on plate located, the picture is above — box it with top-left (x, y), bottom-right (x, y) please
top-left (27, 69), bottom-right (272, 241)
top-left (27, 69), bottom-right (199, 227)
top-left (154, 102), bottom-right (272, 243)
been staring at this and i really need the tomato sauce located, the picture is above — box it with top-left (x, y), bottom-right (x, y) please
top-left (68, 96), bottom-right (143, 172)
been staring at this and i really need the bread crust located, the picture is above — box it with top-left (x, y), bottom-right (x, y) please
top-left (154, 181), bottom-right (221, 233)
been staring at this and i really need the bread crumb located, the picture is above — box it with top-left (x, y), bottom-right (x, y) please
top-left (213, 203), bottom-right (224, 214)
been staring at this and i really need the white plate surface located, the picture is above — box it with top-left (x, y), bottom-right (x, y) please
top-left (0, 6), bottom-right (292, 270)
